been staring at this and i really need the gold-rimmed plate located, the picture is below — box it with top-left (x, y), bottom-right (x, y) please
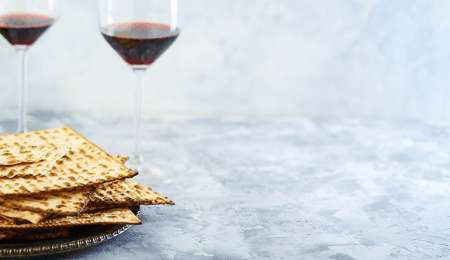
top-left (0, 206), bottom-right (140, 258)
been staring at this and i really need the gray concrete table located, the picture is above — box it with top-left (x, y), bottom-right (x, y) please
top-left (0, 110), bottom-right (449, 259)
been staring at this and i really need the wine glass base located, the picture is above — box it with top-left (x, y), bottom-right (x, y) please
top-left (125, 160), bottom-right (177, 187)
top-left (16, 127), bottom-right (28, 134)
top-left (128, 154), bottom-right (144, 165)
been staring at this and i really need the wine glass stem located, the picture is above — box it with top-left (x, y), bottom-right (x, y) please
top-left (132, 68), bottom-right (146, 164)
top-left (16, 46), bottom-right (28, 134)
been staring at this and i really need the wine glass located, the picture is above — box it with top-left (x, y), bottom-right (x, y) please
top-left (98, 0), bottom-right (180, 186)
top-left (0, 0), bottom-right (63, 133)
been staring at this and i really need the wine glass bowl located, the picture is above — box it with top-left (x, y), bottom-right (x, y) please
top-left (100, 22), bottom-right (179, 68)
top-left (98, 0), bottom-right (180, 186)
top-left (0, 14), bottom-right (54, 46)
top-left (0, 0), bottom-right (63, 133)
top-left (98, 0), bottom-right (180, 69)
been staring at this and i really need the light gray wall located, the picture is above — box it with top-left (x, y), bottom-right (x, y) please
top-left (0, 0), bottom-right (450, 119)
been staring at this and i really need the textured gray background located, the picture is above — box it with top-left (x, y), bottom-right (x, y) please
top-left (2, 110), bottom-right (450, 259)
top-left (1, 0), bottom-right (450, 119)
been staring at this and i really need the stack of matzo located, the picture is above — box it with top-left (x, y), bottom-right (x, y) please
top-left (0, 126), bottom-right (173, 240)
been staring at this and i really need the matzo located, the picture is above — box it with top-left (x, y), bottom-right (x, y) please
top-left (0, 215), bottom-right (18, 224)
top-left (0, 127), bottom-right (137, 195)
top-left (0, 146), bottom-right (69, 178)
top-left (0, 145), bottom-right (50, 165)
top-left (0, 207), bottom-right (141, 229)
top-left (0, 205), bottom-right (50, 224)
top-left (0, 186), bottom-right (96, 215)
top-left (110, 154), bottom-right (130, 165)
top-left (0, 126), bottom-right (119, 158)
top-left (89, 178), bottom-right (174, 208)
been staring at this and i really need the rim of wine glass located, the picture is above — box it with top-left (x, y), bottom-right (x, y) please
top-left (97, 0), bottom-right (180, 29)
top-left (0, 0), bottom-right (63, 21)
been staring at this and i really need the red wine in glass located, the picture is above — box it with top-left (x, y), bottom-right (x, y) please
top-left (0, 13), bottom-right (54, 46)
top-left (101, 22), bottom-right (180, 66)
